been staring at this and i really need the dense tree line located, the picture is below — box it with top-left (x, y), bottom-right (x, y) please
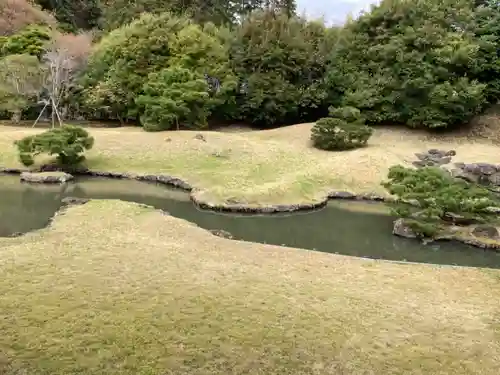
top-left (1, 0), bottom-right (500, 131)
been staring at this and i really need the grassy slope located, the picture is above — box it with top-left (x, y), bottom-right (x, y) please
top-left (1, 125), bottom-right (500, 374)
top-left (2, 124), bottom-right (500, 205)
top-left (0, 200), bottom-right (499, 375)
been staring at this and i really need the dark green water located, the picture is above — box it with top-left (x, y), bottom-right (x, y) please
top-left (2, 175), bottom-right (500, 268)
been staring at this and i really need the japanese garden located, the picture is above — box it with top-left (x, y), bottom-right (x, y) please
top-left (1, 0), bottom-right (500, 374)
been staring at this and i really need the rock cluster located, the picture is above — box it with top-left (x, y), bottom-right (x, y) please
top-left (393, 218), bottom-right (500, 250)
top-left (412, 149), bottom-right (456, 168)
top-left (451, 162), bottom-right (500, 187)
top-left (412, 149), bottom-right (500, 189)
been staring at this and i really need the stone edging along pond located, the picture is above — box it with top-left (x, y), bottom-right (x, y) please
top-left (0, 167), bottom-right (387, 213)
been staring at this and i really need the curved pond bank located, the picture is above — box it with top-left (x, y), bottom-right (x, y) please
top-left (2, 175), bottom-right (500, 269)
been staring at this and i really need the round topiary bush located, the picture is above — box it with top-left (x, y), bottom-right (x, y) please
top-left (311, 117), bottom-right (373, 151)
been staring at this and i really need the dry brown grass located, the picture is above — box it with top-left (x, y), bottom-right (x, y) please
top-left (0, 200), bottom-right (499, 375)
top-left (2, 124), bottom-right (500, 205)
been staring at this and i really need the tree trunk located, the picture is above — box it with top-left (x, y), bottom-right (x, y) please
top-left (51, 106), bottom-right (56, 128)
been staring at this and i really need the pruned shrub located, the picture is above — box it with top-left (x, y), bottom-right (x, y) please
top-left (14, 125), bottom-right (94, 169)
top-left (382, 165), bottom-right (500, 237)
top-left (311, 106), bottom-right (372, 151)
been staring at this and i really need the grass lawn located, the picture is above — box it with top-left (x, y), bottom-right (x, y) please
top-left (0, 200), bottom-right (499, 374)
top-left (2, 123), bottom-right (500, 205)
top-left (1, 125), bottom-right (500, 374)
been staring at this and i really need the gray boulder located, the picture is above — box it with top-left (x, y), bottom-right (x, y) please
top-left (392, 218), bottom-right (417, 239)
top-left (20, 172), bottom-right (73, 184)
top-left (472, 225), bottom-right (500, 240)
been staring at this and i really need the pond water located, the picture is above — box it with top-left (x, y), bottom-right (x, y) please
top-left (2, 174), bottom-right (500, 269)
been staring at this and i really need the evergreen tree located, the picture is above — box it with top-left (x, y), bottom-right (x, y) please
top-left (136, 67), bottom-right (211, 131)
top-left (383, 165), bottom-right (500, 237)
top-left (34, 0), bottom-right (101, 31)
top-left (229, 10), bottom-right (334, 126)
top-left (100, 0), bottom-right (266, 30)
top-left (14, 125), bottom-right (94, 168)
top-left (327, 0), bottom-right (487, 129)
top-left (81, 12), bottom-right (236, 123)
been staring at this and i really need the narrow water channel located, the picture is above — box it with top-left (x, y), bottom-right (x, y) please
top-left (1, 174), bottom-right (500, 268)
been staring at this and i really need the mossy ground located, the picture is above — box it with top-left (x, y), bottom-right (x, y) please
top-left (2, 123), bottom-right (500, 205)
top-left (0, 201), bottom-right (499, 375)
top-left (0, 125), bottom-right (500, 374)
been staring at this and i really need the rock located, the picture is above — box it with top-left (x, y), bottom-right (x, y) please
top-left (139, 175), bottom-right (158, 182)
top-left (432, 156), bottom-right (452, 165)
top-left (478, 163), bottom-right (498, 175)
top-left (427, 148), bottom-right (443, 155)
top-left (464, 163), bottom-right (497, 176)
top-left (442, 212), bottom-right (477, 225)
top-left (488, 172), bottom-right (500, 186)
top-left (452, 169), bottom-right (478, 183)
top-left (329, 191), bottom-right (356, 199)
top-left (165, 137), bottom-right (172, 142)
top-left (359, 193), bottom-right (385, 201)
top-left (392, 218), bottom-right (417, 238)
top-left (401, 198), bottom-right (419, 206)
top-left (20, 172), bottom-right (73, 184)
top-left (472, 225), bottom-right (500, 239)
top-left (209, 229), bottom-right (234, 239)
top-left (156, 175), bottom-right (192, 190)
top-left (427, 148), bottom-right (447, 158)
top-left (413, 150), bottom-right (454, 168)
top-left (194, 133), bottom-right (206, 142)
top-left (412, 160), bottom-right (427, 168)
top-left (454, 162), bottom-right (466, 169)
top-left (415, 152), bottom-right (428, 161)
top-left (61, 197), bottom-right (89, 206)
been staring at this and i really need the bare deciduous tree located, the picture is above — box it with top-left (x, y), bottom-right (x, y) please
top-left (0, 0), bottom-right (55, 36)
top-left (34, 31), bottom-right (92, 127)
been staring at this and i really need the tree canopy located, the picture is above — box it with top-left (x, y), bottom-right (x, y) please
top-left (326, 0), bottom-right (497, 129)
top-left (229, 10), bottom-right (336, 126)
top-left (82, 12), bottom-right (236, 125)
top-left (1, 0), bottom-right (500, 131)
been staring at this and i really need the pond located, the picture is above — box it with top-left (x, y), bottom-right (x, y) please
top-left (2, 174), bottom-right (500, 269)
